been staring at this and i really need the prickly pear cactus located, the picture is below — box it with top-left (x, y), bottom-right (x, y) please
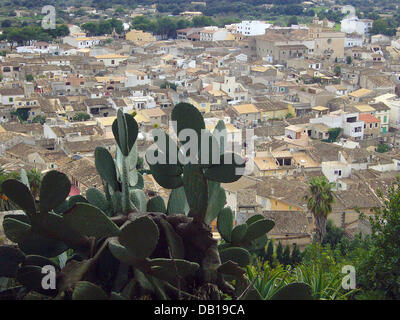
top-left (0, 105), bottom-right (312, 300)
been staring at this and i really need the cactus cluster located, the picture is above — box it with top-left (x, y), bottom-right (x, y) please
top-left (0, 103), bottom-right (311, 300)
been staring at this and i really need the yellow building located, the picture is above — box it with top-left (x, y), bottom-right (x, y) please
top-left (125, 29), bottom-right (156, 43)
top-left (257, 195), bottom-right (303, 211)
top-left (188, 96), bottom-right (211, 114)
top-left (232, 103), bottom-right (261, 124)
top-left (254, 99), bottom-right (289, 121)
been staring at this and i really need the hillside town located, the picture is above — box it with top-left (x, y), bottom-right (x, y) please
top-left (1, 2), bottom-right (400, 254)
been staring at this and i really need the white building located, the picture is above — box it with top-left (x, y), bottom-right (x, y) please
top-left (124, 70), bottom-right (151, 87)
top-left (322, 151), bottom-right (352, 183)
top-left (310, 111), bottom-right (364, 140)
top-left (199, 27), bottom-right (228, 41)
top-left (374, 94), bottom-right (400, 129)
top-left (234, 20), bottom-right (271, 36)
top-left (95, 54), bottom-right (128, 67)
top-left (63, 36), bottom-right (106, 49)
top-left (345, 34), bottom-right (363, 48)
top-left (341, 16), bottom-right (373, 36)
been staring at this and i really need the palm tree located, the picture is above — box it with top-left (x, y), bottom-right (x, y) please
top-left (27, 169), bottom-right (42, 200)
top-left (304, 177), bottom-right (335, 243)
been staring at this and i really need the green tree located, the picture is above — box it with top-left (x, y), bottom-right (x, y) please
top-left (291, 243), bottom-right (302, 265)
top-left (325, 128), bottom-right (341, 143)
top-left (25, 74), bottom-right (34, 82)
top-left (32, 115), bottom-right (46, 125)
top-left (356, 178), bottom-right (400, 299)
top-left (265, 240), bottom-right (274, 266)
top-left (371, 19), bottom-right (394, 36)
top-left (27, 169), bottom-right (42, 200)
top-left (73, 112), bottom-right (90, 122)
top-left (287, 16), bottom-right (298, 27)
top-left (322, 220), bottom-right (346, 249)
top-left (276, 241), bottom-right (283, 264)
top-left (282, 244), bottom-right (291, 266)
top-left (334, 65), bottom-right (341, 76)
top-left (81, 22), bottom-right (98, 36)
top-left (377, 144), bottom-right (390, 153)
top-left (160, 81), bottom-right (177, 91)
top-left (304, 177), bottom-right (335, 243)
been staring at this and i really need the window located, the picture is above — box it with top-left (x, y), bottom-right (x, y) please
top-left (334, 170), bottom-right (342, 176)
top-left (9, 97), bottom-right (13, 103)
top-left (375, 123), bottom-right (378, 128)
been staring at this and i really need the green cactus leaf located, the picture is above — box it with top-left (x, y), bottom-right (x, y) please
top-left (239, 285), bottom-right (263, 300)
top-left (112, 110), bottom-right (138, 156)
top-left (246, 234), bottom-right (268, 252)
top-left (218, 243), bottom-right (232, 251)
top-left (16, 265), bottom-right (58, 296)
top-left (246, 214), bottom-right (265, 225)
top-left (3, 217), bottom-right (30, 243)
top-left (147, 196), bottom-right (167, 213)
top-left (171, 102), bottom-right (205, 144)
top-left (183, 164), bottom-right (208, 221)
top-left (86, 188), bottom-right (110, 213)
top-left (63, 203), bottom-right (120, 239)
top-left (242, 219), bottom-right (275, 244)
top-left (130, 189), bottom-right (146, 212)
top-left (29, 212), bottom-right (88, 251)
top-left (205, 181), bottom-right (226, 225)
top-left (149, 258), bottom-right (199, 285)
top-left (219, 247), bottom-right (250, 267)
top-left (2, 179), bottom-right (36, 215)
top-left (198, 130), bottom-right (220, 168)
top-left (204, 153), bottom-right (246, 183)
top-left (151, 170), bottom-right (183, 189)
top-left (72, 281), bottom-right (108, 300)
top-left (111, 191), bottom-right (123, 214)
top-left (19, 232), bottom-right (67, 258)
top-left (217, 261), bottom-right (245, 277)
top-left (3, 213), bottom-right (30, 224)
top-left (231, 223), bottom-right (248, 245)
top-left (213, 120), bottom-right (227, 155)
top-left (147, 151), bottom-right (183, 176)
top-left (39, 171), bottom-right (71, 213)
top-left (157, 219), bottom-right (184, 259)
top-left (110, 292), bottom-right (127, 300)
top-left (23, 255), bottom-right (60, 270)
top-left (108, 239), bottom-right (136, 263)
top-left (129, 168), bottom-right (139, 187)
top-left (119, 216), bottom-right (159, 259)
top-left (217, 207), bottom-right (234, 242)
top-left (68, 195), bottom-right (88, 207)
top-left (20, 169), bottom-right (30, 189)
top-left (0, 246), bottom-right (25, 277)
top-left (54, 200), bottom-right (70, 214)
top-left (167, 186), bottom-right (189, 215)
top-left (270, 283), bottom-right (313, 300)
top-left (152, 128), bottom-right (180, 158)
top-left (55, 196), bottom-right (88, 214)
top-left (117, 144), bottom-right (138, 173)
top-left (95, 147), bottom-right (119, 192)
top-left (132, 173), bottom-right (144, 189)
